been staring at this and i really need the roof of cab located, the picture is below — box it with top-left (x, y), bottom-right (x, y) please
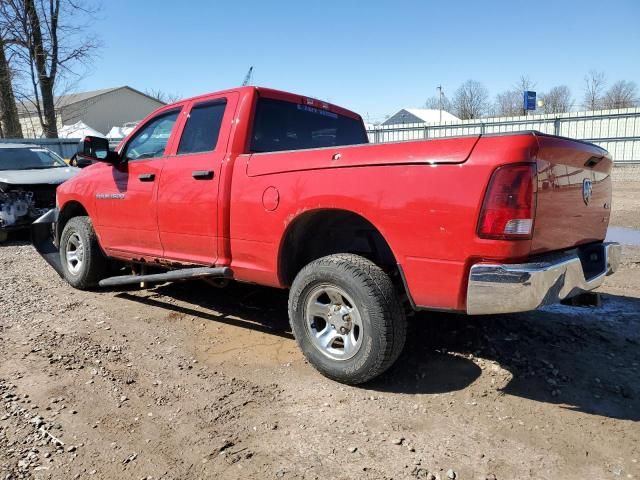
top-left (170, 86), bottom-right (362, 120)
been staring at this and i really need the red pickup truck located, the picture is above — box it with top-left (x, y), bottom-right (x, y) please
top-left (33, 86), bottom-right (621, 384)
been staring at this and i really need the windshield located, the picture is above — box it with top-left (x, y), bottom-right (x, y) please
top-left (0, 147), bottom-right (68, 171)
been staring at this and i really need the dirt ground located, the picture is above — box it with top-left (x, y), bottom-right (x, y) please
top-left (611, 181), bottom-right (640, 229)
top-left (1, 181), bottom-right (639, 480)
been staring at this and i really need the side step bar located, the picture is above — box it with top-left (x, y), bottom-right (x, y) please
top-left (98, 267), bottom-right (232, 288)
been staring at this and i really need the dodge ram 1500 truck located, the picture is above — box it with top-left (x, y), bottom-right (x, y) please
top-left (32, 86), bottom-right (621, 384)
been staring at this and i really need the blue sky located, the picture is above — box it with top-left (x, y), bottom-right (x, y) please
top-left (80, 0), bottom-right (640, 122)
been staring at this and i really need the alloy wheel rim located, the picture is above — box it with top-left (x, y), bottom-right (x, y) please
top-left (65, 232), bottom-right (85, 275)
top-left (304, 284), bottom-right (363, 361)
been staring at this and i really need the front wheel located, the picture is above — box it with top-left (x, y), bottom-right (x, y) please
top-left (288, 254), bottom-right (407, 384)
top-left (59, 216), bottom-right (108, 289)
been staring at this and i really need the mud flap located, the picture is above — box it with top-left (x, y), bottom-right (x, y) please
top-left (31, 209), bottom-right (64, 278)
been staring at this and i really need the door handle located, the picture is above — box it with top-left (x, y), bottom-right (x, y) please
top-left (138, 173), bottom-right (155, 182)
top-left (192, 170), bottom-right (214, 180)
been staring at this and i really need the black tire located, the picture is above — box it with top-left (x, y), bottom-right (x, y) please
top-left (0, 230), bottom-right (8, 243)
top-left (59, 216), bottom-right (108, 289)
top-left (288, 254), bottom-right (407, 384)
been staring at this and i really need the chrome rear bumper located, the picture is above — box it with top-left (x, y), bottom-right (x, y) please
top-left (466, 242), bottom-right (621, 315)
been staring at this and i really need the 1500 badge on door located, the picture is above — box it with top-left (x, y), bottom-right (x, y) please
top-left (96, 193), bottom-right (125, 200)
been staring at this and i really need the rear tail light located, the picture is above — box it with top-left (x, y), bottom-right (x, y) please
top-left (478, 163), bottom-right (536, 240)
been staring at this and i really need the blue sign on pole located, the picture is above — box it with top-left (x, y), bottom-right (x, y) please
top-left (524, 91), bottom-right (537, 111)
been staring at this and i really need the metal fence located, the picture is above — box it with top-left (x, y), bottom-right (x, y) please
top-left (367, 107), bottom-right (640, 164)
top-left (0, 138), bottom-right (81, 159)
top-left (4, 108), bottom-right (640, 164)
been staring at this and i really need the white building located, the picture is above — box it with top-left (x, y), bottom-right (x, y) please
top-left (19, 86), bottom-right (165, 138)
top-left (383, 108), bottom-right (460, 125)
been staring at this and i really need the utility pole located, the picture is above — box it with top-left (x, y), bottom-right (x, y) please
top-left (436, 85), bottom-right (444, 124)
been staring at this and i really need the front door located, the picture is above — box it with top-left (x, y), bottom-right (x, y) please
top-left (94, 107), bottom-right (182, 259)
top-left (157, 92), bottom-right (238, 264)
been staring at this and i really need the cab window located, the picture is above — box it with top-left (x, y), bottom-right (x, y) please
top-left (123, 109), bottom-right (180, 161)
top-left (250, 98), bottom-right (368, 153)
top-left (177, 100), bottom-right (227, 155)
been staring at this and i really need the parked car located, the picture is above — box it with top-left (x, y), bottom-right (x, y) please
top-left (0, 143), bottom-right (79, 242)
top-left (32, 86), bottom-right (621, 384)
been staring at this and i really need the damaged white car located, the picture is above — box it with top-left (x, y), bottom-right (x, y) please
top-left (0, 143), bottom-right (79, 242)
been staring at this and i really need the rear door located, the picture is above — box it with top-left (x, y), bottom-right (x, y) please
top-left (94, 107), bottom-right (182, 259)
top-left (156, 92), bottom-right (239, 264)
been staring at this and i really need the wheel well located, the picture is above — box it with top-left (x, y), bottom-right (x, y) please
top-left (279, 209), bottom-right (398, 287)
top-left (57, 201), bottom-right (88, 243)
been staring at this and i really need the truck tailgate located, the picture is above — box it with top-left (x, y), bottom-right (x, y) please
top-left (532, 133), bottom-right (612, 254)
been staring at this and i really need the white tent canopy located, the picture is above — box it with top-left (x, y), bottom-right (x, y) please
top-left (58, 121), bottom-right (105, 139)
top-left (107, 122), bottom-right (138, 140)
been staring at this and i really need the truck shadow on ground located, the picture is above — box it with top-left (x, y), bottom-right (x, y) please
top-left (117, 281), bottom-right (294, 340)
top-left (374, 293), bottom-right (640, 421)
top-left (118, 281), bottom-right (639, 421)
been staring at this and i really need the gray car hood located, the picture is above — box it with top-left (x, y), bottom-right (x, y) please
top-left (0, 166), bottom-right (79, 186)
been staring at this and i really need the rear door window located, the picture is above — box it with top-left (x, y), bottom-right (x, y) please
top-left (178, 100), bottom-right (227, 155)
top-left (250, 98), bottom-right (368, 153)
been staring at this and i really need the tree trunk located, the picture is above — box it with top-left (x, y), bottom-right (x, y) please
top-left (0, 36), bottom-right (24, 139)
top-left (39, 76), bottom-right (57, 138)
top-left (25, 0), bottom-right (58, 138)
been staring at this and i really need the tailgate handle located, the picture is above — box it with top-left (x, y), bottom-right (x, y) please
top-left (192, 170), bottom-right (214, 180)
top-left (584, 156), bottom-right (603, 168)
top-left (138, 173), bottom-right (155, 182)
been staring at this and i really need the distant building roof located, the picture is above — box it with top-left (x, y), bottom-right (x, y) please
top-left (18, 86), bottom-right (164, 115)
top-left (55, 87), bottom-right (122, 107)
top-left (383, 108), bottom-right (460, 125)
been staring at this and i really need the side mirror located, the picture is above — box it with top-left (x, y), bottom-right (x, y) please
top-left (78, 136), bottom-right (120, 165)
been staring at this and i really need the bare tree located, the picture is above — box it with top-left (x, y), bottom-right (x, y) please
top-left (493, 90), bottom-right (521, 116)
top-left (602, 80), bottom-right (639, 109)
top-left (0, 33), bottom-right (23, 138)
top-left (452, 80), bottom-right (489, 120)
top-left (582, 70), bottom-right (607, 111)
top-left (491, 76), bottom-right (538, 117)
top-left (1, 0), bottom-right (100, 138)
top-left (540, 85), bottom-right (573, 114)
top-left (514, 75), bottom-right (536, 93)
top-left (144, 89), bottom-right (180, 104)
top-left (424, 94), bottom-right (452, 112)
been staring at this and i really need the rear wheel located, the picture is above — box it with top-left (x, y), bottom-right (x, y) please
top-left (0, 231), bottom-right (8, 243)
top-left (59, 216), bottom-right (108, 289)
top-left (288, 254), bottom-right (407, 384)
